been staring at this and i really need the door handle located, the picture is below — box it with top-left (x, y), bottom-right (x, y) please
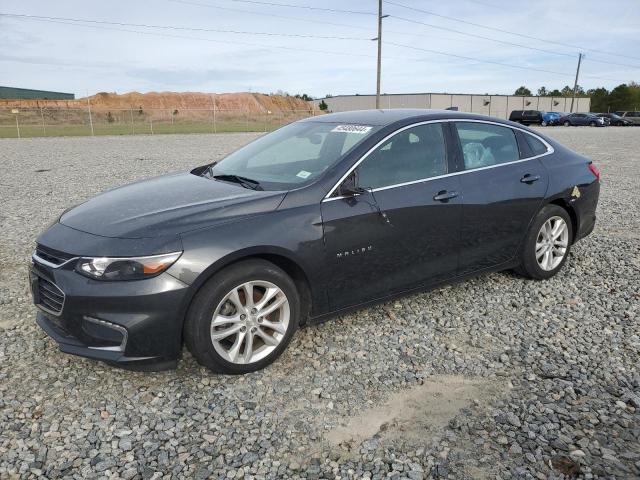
top-left (520, 174), bottom-right (541, 184)
top-left (433, 190), bottom-right (459, 202)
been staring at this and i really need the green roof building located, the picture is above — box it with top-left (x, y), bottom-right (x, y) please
top-left (0, 86), bottom-right (75, 100)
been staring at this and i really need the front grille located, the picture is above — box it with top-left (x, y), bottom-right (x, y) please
top-left (34, 244), bottom-right (74, 267)
top-left (37, 277), bottom-right (65, 315)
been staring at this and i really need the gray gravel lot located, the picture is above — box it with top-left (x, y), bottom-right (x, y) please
top-left (0, 128), bottom-right (638, 479)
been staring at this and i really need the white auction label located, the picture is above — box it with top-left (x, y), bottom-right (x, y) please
top-left (331, 125), bottom-right (372, 134)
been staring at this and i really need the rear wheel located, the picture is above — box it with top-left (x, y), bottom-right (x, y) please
top-left (517, 205), bottom-right (572, 280)
top-left (184, 259), bottom-right (300, 374)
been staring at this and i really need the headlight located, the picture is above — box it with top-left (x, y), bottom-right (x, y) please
top-left (76, 252), bottom-right (182, 281)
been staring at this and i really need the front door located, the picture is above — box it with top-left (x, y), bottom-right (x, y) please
top-left (451, 121), bottom-right (549, 275)
top-left (321, 122), bottom-right (462, 310)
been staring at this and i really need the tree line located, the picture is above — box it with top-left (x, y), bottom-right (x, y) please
top-left (513, 83), bottom-right (640, 112)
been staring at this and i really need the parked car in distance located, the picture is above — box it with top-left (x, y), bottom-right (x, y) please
top-left (613, 111), bottom-right (640, 125)
top-left (541, 111), bottom-right (563, 126)
top-left (31, 109), bottom-right (601, 374)
top-left (559, 113), bottom-right (606, 127)
top-left (509, 110), bottom-right (544, 125)
top-left (596, 113), bottom-right (632, 126)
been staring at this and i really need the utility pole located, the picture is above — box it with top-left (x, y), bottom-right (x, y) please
top-left (570, 53), bottom-right (583, 113)
top-left (374, 0), bottom-right (388, 109)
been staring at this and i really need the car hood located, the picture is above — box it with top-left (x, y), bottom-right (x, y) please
top-left (60, 172), bottom-right (286, 238)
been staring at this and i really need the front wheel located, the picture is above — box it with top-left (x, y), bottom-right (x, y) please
top-left (541, 121), bottom-right (548, 127)
top-left (517, 205), bottom-right (573, 280)
top-left (589, 121), bottom-right (597, 127)
top-left (563, 121), bottom-right (571, 127)
top-left (184, 259), bottom-right (300, 374)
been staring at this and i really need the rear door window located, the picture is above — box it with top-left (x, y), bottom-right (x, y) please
top-left (455, 122), bottom-right (519, 170)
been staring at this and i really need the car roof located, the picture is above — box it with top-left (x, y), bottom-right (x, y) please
top-left (303, 109), bottom-right (510, 127)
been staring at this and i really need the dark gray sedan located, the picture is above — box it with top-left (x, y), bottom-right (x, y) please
top-left (31, 109), bottom-right (600, 373)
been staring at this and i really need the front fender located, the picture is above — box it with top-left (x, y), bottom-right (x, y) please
top-left (166, 204), bottom-right (327, 327)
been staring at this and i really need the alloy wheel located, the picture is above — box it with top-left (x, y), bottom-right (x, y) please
top-left (210, 280), bottom-right (290, 364)
top-left (535, 216), bottom-right (569, 271)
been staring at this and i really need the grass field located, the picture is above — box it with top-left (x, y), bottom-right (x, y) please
top-left (0, 120), bottom-right (296, 138)
top-left (0, 108), bottom-right (314, 138)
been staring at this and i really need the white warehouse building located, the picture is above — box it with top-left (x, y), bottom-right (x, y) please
top-left (311, 93), bottom-right (591, 119)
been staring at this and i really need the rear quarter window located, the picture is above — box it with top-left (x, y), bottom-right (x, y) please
top-left (524, 134), bottom-right (549, 156)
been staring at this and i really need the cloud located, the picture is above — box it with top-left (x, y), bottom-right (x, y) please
top-left (0, 0), bottom-right (638, 96)
top-left (126, 67), bottom-right (269, 87)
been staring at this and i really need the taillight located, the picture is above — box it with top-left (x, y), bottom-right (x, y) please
top-left (588, 163), bottom-right (600, 181)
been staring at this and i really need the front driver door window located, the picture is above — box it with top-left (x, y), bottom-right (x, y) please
top-left (356, 122), bottom-right (448, 189)
top-left (321, 122), bottom-right (462, 309)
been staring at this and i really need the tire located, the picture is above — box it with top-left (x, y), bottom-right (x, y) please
top-left (563, 121), bottom-right (571, 127)
top-left (541, 121), bottom-right (548, 127)
top-left (184, 259), bottom-right (300, 374)
top-left (589, 121), bottom-right (596, 127)
top-left (517, 205), bottom-right (573, 280)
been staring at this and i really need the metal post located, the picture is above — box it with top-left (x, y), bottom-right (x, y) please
top-left (150, 118), bottom-right (154, 135)
top-left (15, 114), bottom-right (20, 138)
top-left (86, 93), bottom-right (94, 136)
top-left (375, 0), bottom-right (382, 109)
top-left (130, 108), bottom-right (135, 135)
top-left (213, 95), bottom-right (217, 133)
top-left (570, 53), bottom-right (583, 113)
top-left (39, 105), bottom-right (46, 135)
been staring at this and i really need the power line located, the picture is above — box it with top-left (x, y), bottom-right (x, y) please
top-left (385, 1), bottom-right (640, 62)
top-left (220, 0), bottom-right (375, 15)
top-left (4, 16), bottom-right (378, 60)
top-left (385, 41), bottom-right (626, 83)
top-left (389, 15), bottom-right (640, 70)
top-left (0, 13), bottom-right (369, 40)
top-left (170, 0), bottom-right (469, 42)
top-left (3, 8), bottom-right (629, 85)
top-left (168, 0), bottom-right (373, 31)
top-left (170, 0), bottom-right (640, 71)
top-left (390, 15), bottom-right (576, 59)
top-left (384, 41), bottom-right (575, 78)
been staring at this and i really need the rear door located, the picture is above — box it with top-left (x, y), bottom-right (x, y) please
top-left (452, 121), bottom-right (549, 275)
top-left (321, 122), bottom-right (462, 309)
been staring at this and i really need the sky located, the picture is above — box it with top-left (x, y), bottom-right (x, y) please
top-left (0, 0), bottom-right (639, 98)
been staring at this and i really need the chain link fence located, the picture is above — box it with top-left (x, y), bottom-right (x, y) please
top-left (0, 107), bottom-right (318, 138)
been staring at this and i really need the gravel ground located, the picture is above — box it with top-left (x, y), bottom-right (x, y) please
top-left (0, 128), bottom-right (638, 480)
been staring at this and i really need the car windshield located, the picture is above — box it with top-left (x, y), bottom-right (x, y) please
top-left (206, 121), bottom-right (380, 190)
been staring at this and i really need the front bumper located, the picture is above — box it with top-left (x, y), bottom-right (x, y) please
top-left (30, 257), bottom-right (190, 370)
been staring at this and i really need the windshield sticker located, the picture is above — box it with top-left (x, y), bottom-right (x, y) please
top-left (296, 170), bottom-right (312, 179)
top-left (331, 125), bottom-right (372, 134)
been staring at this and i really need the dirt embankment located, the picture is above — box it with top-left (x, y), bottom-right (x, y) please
top-left (0, 91), bottom-right (312, 112)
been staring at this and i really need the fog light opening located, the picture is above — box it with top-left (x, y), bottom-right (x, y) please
top-left (83, 316), bottom-right (128, 352)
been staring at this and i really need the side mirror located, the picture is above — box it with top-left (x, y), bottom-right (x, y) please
top-left (339, 171), bottom-right (366, 197)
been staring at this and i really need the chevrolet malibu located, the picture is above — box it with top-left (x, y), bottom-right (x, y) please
top-left (31, 109), bottom-right (600, 374)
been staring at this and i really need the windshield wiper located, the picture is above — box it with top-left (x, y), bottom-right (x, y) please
top-left (213, 174), bottom-right (262, 190)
